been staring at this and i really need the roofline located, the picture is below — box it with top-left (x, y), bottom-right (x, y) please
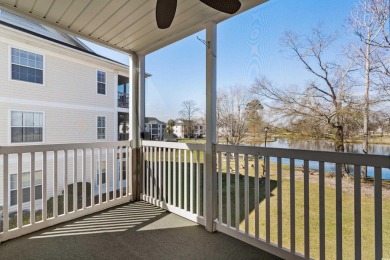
top-left (0, 19), bottom-right (129, 67)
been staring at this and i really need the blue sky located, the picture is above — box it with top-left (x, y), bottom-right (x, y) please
top-left (84, 0), bottom-right (358, 122)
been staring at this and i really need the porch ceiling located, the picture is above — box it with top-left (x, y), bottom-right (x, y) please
top-left (0, 0), bottom-right (267, 55)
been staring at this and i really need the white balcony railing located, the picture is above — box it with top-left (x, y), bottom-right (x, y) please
top-left (1, 140), bottom-right (388, 259)
top-left (0, 141), bottom-right (132, 242)
top-left (141, 141), bottom-right (206, 225)
top-left (142, 141), bottom-right (389, 260)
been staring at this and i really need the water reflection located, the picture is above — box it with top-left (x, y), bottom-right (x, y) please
top-left (264, 139), bottom-right (390, 180)
top-left (265, 139), bottom-right (390, 155)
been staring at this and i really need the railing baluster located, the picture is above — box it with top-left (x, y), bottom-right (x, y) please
top-left (142, 146), bottom-right (146, 196)
top-left (119, 146), bottom-right (123, 198)
top-left (146, 146), bottom-right (149, 197)
top-left (113, 147), bottom-right (117, 200)
top-left (304, 160), bottom-right (310, 258)
top-left (163, 148), bottom-right (167, 202)
top-left (54, 151), bottom-right (58, 216)
top-left (42, 151), bottom-right (47, 221)
top-left (17, 153), bottom-right (22, 228)
top-left (105, 148), bottom-right (109, 202)
top-left (196, 150), bottom-right (200, 216)
top-left (73, 149), bottom-right (77, 212)
top-left (30, 152), bottom-right (36, 224)
top-left (245, 154), bottom-right (249, 235)
top-left (179, 149), bottom-right (182, 208)
top-left (150, 146), bottom-right (153, 199)
top-left (98, 148), bottom-right (102, 205)
top-left (290, 158), bottom-right (295, 253)
top-left (374, 167), bottom-right (382, 260)
top-left (154, 146), bottom-right (157, 201)
top-left (336, 163), bottom-right (342, 260)
top-left (235, 153), bottom-right (239, 231)
top-left (91, 149), bottom-right (95, 207)
top-left (226, 152), bottom-right (231, 227)
top-left (277, 157), bottom-right (282, 247)
top-left (254, 155), bottom-right (259, 239)
top-left (265, 156), bottom-right (270, 243)
top-left (64, 150), bottom-right (68, 215)
top-left (127, 146), bottom-right (131, 196)
top-left (168, 148), bottom-right (172, 205)
top-left (190, 150), bottom-right (194, 214)
top-left (159, 147), bottom-right (162, 202)
top-left (173, 149), bottom-right (177, 207)
top-left (319, 162), bottom-right (325, 260)
top-left (3, 154), bottom-right (9, 232)
top-left (184, 150), bottom-right (188, 211)
top-left (218, 151), bottom-right (223, 223)
top-left (82, 149), bottom-right (86, 209)
top-left (353, 165), bottom-right (361, 260)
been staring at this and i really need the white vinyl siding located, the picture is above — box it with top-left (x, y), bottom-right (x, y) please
top-left (11, 111), bottom-right (44, 143)
top-left (11, 47), bottom-right (43, 84)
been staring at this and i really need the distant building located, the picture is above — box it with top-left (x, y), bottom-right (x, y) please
top-left (144, 117), bottom-right (166, 140)
top-left (173, 119), bottom-right (204, 138)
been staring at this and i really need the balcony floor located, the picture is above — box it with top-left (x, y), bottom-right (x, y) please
top-left (0, 201), bottom-right (279, 259)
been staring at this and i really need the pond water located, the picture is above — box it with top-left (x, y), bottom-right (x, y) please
top-left (263, 139), bottom-right (390, 180)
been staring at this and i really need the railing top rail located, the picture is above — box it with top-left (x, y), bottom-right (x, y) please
top-left (142, 140), bottom-right (205, 151)
top-left (0, 141), bottom-right (131, 154)
top-left (216, 144), bottom-right (390, 168)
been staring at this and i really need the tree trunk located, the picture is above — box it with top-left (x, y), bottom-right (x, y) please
top-left (362, 36), bottom-right (371, 180)
top-left (335, 125), bottom-right (345, 152)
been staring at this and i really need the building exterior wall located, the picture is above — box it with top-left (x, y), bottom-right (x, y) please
top-left (0, 23), bottom-right (129, 210)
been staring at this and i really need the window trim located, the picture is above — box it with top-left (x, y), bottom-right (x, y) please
top-left (96, 69), bottom-right (107, 95)
top-left (9, 109), bottom-right (45, 145)
top-left (97, 115), bottom-right (106, 141)
top-left (8, 45), bottom-right (45, 86)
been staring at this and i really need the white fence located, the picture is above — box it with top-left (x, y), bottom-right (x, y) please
top-left (0, 141), bottom-right (132, 242)
top-left (214, 144), bottom-right (389, 260)
top-left (141, 141), bottom-right (206, 225)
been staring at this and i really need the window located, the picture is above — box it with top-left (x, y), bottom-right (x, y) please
top-left (11, 111), bottom-right (43, 143)
top-left (96, 161), bottom-right (106, 185)
top-left (97, 70), bottom-right (106, 94)
top-left (10, 171), bottom-right (42, 206)
top-left (97, 116), bottom-right (106, 140)
top-left (11, 48), bottom-right (43, 84)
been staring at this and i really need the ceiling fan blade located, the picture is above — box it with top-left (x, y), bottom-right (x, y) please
top-left (156, 0), bottom-right (177, 29)
top-left (200, 0), bottom-right (241, 14)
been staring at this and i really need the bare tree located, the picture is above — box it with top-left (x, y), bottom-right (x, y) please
top-left (252, 28), bottom-right (358, 153)
top-left (179, 100), bottom-right (199, 138)
top-left (217, 85), bottom-right (253, 145)
top-left (349, 0), bottom-right (390, 178)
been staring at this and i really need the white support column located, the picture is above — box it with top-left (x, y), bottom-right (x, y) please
top-left (129, 53), bottom-right (142, 201)
top-left (139, 55), bottom-right (146, 135)
top-left (130, 54), bottom-right (140, 148)
top-left (205, 21), bottom-right (217, 232)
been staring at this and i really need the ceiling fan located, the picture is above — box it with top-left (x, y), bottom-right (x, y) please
top-left (156, 0), bottom-right (241, 29)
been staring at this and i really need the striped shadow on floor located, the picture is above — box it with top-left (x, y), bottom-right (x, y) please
top-left (29, 201), bottom-right (166, 239)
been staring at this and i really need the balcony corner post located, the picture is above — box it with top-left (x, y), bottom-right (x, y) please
top-left (205, 21), bottom-right (217, 232)
top-left (129, 53), bottom-right (143, 201)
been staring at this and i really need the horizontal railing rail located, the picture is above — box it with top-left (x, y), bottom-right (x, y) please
top-left (215, 144), bottom-right (389, 260)
top-left (0, 141), bottom-right (132, 242)
top-left (216, 144), bottom-right (390, 168)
